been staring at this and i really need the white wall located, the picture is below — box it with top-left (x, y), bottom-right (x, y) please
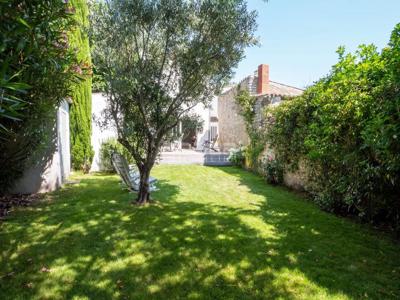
top-left (193, 96), bottom-right (218, 151)
top-left (12, 100), bottom-right (70, 194)
top-left (90, 93), bottom-right (117, 172)
top-left (89, 93), bottom-right (219, 159)
top-left (58, 100), bottom-right (70, 181)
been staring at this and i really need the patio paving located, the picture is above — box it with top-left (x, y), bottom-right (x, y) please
top-left (159, 149), bottom-right (231, 166)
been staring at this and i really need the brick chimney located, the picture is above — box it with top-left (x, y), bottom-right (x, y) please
top-left (257, 64), bottom-right (269, 94)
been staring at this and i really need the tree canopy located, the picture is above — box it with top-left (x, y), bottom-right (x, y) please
top-left (90, 0), bottom-right (257, 203)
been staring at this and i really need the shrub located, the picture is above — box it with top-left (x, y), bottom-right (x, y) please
top-left (0, 1), bottom-right (80, 194)
top-left (228, 146), bottom-right (246, 166)
top-left (261, 155), bottom-right (283, 185)
top-left (99, 138), bottom-right (133, 172)
top-left (265, 23), bottom-right (400, 233)
top-left (244, 139), bottom-right (265, 170)
top-left (234, 89), bottom-right (268, 170)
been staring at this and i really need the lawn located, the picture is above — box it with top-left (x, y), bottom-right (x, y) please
top-left (0, 165), bottom-right (399, 299)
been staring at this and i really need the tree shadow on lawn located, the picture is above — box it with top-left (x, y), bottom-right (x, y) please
top-left (0, 171), bottom-right (399, 299)
top-left (215, 166), bottom-right (400, 299)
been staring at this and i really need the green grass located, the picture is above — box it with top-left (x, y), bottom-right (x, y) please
top-left (1, 165), bottom-right (399, 299)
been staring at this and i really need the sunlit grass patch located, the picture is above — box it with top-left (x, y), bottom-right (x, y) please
top-left (0, 166), bottom-right (399, 299)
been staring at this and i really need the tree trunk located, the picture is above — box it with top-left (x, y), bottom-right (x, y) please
top-left (136, 166), bottom-right (151, 204)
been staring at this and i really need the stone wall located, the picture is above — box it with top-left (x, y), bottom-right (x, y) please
top-left (218, 64), bottom-right (307, 190)
top-left (218, 82), bottom-right (308, 190)
top-left (217, 77), bottom-right (256, 151)
top-left (258, 145), bottom-right (308, 191)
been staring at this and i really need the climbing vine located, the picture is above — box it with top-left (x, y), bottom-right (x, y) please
top-left (234, 89), bottom-right (266, 170)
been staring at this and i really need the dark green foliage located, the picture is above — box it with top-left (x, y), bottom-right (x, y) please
top-left (266, 24), bottom-right (400, 233)
top-left (261, 155), bottom-right (283, 185)
top-left (69, 0), bottom-right (93, 172)
top-left (0, 1), bottom-right (80, 193)
top-left (166, 113), bottom-right (205, 143)
top-left (99, 138), bottom-right (133, 172)
top-left (181, 113), bottom-right (204, 141)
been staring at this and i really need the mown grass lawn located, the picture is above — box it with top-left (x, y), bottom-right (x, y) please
top-left (0, 165), bottom-right (399, 299)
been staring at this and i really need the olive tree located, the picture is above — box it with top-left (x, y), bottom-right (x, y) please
top-left (90, 0), bottom-right (257, 204)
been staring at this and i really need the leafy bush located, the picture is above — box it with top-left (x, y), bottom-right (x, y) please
top-left (0, 1), bottom-right (81, 193)
top-left (261, 155), bottom-right (283, 185)
top-left (244, 140), bottom-right (266, 170)
top-left (99, 138), bottom-right (133, 172)
top-left (266, 23), bottom-right (400, 233)
top-left (228, 146), bottom-right (246, 166)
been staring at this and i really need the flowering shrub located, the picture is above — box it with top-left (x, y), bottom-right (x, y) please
top-left (0, 0), bottom-right (80, 193)
top-left (228, 146), bottom-right (246, 166)
top-left (261, 155), bottom-right (283, 185)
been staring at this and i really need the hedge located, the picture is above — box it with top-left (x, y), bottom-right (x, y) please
top-left (265, 24), bottom-right (400, 234)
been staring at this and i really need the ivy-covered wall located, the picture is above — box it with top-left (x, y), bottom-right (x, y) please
top-left (69, 0), bottom-right (93, 171)
top-left (267, 25), bottom-right (400, 234)
top-left (232, 24), bottom-right (400, 234)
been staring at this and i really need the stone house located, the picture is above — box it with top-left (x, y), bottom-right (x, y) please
top-left (218, 64), bottom-right (304, 152)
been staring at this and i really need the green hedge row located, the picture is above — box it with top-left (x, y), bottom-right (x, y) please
top-left (266, 24), bottom-right (400, 233)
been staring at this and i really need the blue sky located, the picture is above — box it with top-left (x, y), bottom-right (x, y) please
top-left (233, 0), bottom-right (400, 88)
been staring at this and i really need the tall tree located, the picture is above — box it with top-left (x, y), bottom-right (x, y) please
top-left (69, 0), bottom-right (94, 172)
top-left (91, 0), bottom-right (257, 204)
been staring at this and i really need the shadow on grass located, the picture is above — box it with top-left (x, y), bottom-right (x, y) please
top-left (215, 166), bottom-right (400, 298)
top-left (0, 169), bottom-right (399, 299)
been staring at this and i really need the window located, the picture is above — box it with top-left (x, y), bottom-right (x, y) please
top-left (209, 125), bottom-right (218, 140)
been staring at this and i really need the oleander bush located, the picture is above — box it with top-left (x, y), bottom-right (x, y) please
top-left (265, 23), bottom-right (400, 233)
top-left (0, 1), bottom-right (81, 194)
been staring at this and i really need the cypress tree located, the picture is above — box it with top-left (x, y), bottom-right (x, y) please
top-left (69, 0), bottom-right (93, 171)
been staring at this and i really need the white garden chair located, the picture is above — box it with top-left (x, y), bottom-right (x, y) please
top-left (111, 152), bottom-right (158, 192)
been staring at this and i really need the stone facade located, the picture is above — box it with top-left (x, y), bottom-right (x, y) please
top-left (217, 78), bottom-right (254, 151)
top-left (218, 64), bottom-right (307, 189)
top-left (218, 65), bottom-right (303, 152)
